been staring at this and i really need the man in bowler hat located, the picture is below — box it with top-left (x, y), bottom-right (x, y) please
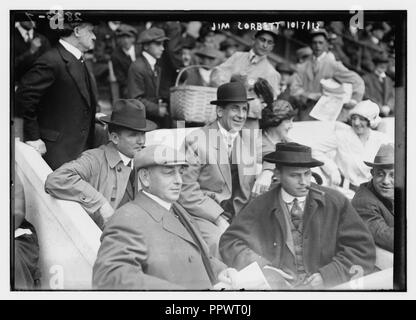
top-left (178, 81), bottom-right (261, 257)
top-left (220, 142), bottom-right (376, 289)
top-left (45, 99), bottom-right (156, 229)
top-left (352, 143), bottom-right (395, 252)
top-left (127, 27), bottom-right (170, 128)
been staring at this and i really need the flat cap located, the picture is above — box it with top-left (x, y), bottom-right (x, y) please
top-left (116, 24), bottom-right (138, 37)
top-left (137, 27), bottom-right (169, 44)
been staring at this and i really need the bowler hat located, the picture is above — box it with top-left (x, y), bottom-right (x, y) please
top-left (101, 99), bottom-right (157, 132)
top-left (276, 63), bottom-right (295, 74)
top-left (263, 142), bottom-right (324, 167)
top-left (116, 24), bottom-right (138, 37)
top-left (134, 144), bottom-right (188, 169)
top-left (137, 27), bottom-right (169, 44)
top-left (364, 143), bottom-right (394, 168)
top-left (210, 82), bottom-right (254, 105)
top-left (373, 52), bottom-right (389, 64)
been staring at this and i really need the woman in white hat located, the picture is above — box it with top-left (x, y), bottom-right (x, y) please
top-left (312, 100), bottom-right (392, 191)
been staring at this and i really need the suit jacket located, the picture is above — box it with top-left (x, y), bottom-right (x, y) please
top-left (178, 121), bottom-right (259, 223)
top-left (127, 54), bottom-right (162, 118)
top-left (92, 191), bottom-right (226, 290)
top-left (219, 184), bottom-right (376, 288)
top-left (363, 72), bottom-right (395, 112)
top-left (111, 45), bottom-right (141, 99)
top-left (44, 142), bottom-right (134, 228)
top-left (13, 27), bottom-right (50, 84)
top-left (352, 181), bottom-right (394, 252)
top-left (15, 43), bottom-right (98, 170)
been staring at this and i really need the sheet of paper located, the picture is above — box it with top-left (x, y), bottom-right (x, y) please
top-left (213, 262), bottom-right (271, 290)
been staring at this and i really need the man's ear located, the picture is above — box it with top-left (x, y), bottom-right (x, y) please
top-left (138, 168), bottom-right (150, 189)
top-left (274, 166), bottom-right (281, 180)
top-left (370, 168), bottom-right (375, 176)
top-left (216, 105), bottom-right (224, 119)
top-left (108, 132), bottom-right (119, 144)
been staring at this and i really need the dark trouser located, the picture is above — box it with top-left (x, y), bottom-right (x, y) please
top-left (14, 220), bottom-right (41, 290)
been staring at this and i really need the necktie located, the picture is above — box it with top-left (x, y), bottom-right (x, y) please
top-left (127, 161), bottom-right (135, 195)
top-left (79, 56), bottom-right (92, 98)
top-left (250, 54), bottom-right (257, 64)
top-left (290, 198), bottom-right (303, 231)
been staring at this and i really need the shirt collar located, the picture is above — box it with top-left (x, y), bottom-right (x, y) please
top-left (217, 121), bottom-right (239, 141)
top-left (142, 190), bottom-right (172, 211)
top-left (123, 45), bottom-right (136, 61)
top-left (375, 70), bottom-right (386, 78)
top-left (59, 39), bottom-right (83, 60)
top-left (249, 49), bottom-right (266, 64)
top-left (117, 151), bottom-right (133, 168)
top-left (281, 187), bottom-right (307, 204)
top-left (15, 22), bottom-right (33, 41)
top-left (142, 51), bottom-right (157, 70)
top-left (314, 51), bottom-right (327, 62)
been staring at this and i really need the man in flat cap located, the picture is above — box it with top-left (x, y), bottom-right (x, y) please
top-left (352, 143), bottom-right (394, 252)
top-left (127, 27), bottom-right (170, 128)
top-left (178, 81), bottom-right (261, 257)
top-left (16, 21), bottom-right (99, 170)
top-left (291, 29), bottom-right (365, 121)
top-left (93, 144), bottom-right (239, 290)
top-left (111, 24), bottom-right (140, 99)
top-left (45, 99), bottom-right (156, 229)
top-left (220, 142), bottom-right (376, 289)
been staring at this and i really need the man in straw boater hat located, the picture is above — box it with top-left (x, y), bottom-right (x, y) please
top-left (352, 143), bottom-right (395, 252)
top-left (178, 81), bottom-right (261, 258)
top-left (45, 99), bottom-right (156, 229)
top-left (93, 144), bottom-right (240, 290)
top-left (220, 142), bottom-right (376, 289)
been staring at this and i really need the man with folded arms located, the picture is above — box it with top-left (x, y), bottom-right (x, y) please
top-left (93, 145), bottom-right (238, 290)
top-left (45, 99), bottom-right (156, 229)
top-left (220, 142), bottom-right (376, 289)
top-left (352, 143), bottom-right (395, 252)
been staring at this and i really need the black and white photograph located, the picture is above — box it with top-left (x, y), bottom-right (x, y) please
top-left (4, 1), bottom-right (414, 301)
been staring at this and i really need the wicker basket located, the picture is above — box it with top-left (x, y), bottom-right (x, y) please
top-left (170, 65), bottom-right (217, 123)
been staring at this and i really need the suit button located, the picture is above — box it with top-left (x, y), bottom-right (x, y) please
top-left (81, 195), bottom-right (86, 201)
top-left (188, 256), bottom-right (194, 263)
top-left (117, 167), bottom-right (122, 172)
top-left (273, 242), bottom-right (278, 247)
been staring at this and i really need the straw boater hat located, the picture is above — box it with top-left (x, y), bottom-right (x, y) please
top-left (263, 142), bottom-right (324, 167)
top-left (364, 143), bottom-right (394, 169)
top-left (134, 144), bottom-right (188, 169)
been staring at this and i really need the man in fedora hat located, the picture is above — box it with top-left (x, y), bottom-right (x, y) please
top-left (93, 144), bottom-right (239, 289)
top-left (127, 27), bottom-right (170, 128)
top-left (352, 143), bottom-right (394, 252)
top-left (45, 99), bottom-right (156, 229)
top-left (178, 81), bottom-right (261, 257)
top-left (291, 28), bottom-right (365, 121)
top-left (362, 52), bottom-right (395, 117)
top-left (210, 29), bottom-right (281, 125)
top-left (220, 142), bottom-right (376, 289)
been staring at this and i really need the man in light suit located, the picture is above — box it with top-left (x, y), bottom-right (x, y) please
top-left (16, 21), bottom-right (99, 170)
top-left (45, 99), bottom-right (156, 229)
top-left (178, 82), bottom-right (260, 257)
top-left (92, 144), bottom-right (238, 290)
top-left (290, 29), bottom-right (365, 121)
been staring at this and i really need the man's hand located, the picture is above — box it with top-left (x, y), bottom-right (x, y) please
top-left (307, 92), bottom-right (322, 102)
top-left (343, 99), bottom-right (357, 110)
top-left (303, 273), bottom-right (324, 288)
top-left (29, 37), bottom-right (42, 54)
top-left (381, 105), bottom-right (391, 116)
top-left (215, 215), bottom-right (230, 233)
top-left (158, 102), bottom-right (169, 117)
top-left (251, 169), bottom-right (274, 197)
top-left (99, 202), bottom-right (115, 225)
top-left (26, 139), bottom-right (47, 155)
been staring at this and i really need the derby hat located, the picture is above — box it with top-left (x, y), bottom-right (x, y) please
top-left (210, 82), bottom-right (254, 105)
top-left (263, 142), bottom-right (324, 167)
top-left (276, 63), bottom-right (295, 74)
top-left (364, 143), bottom-right (394, 168)
top-left (101, 99), bottom-right (157, 132)
top-left (134, 144), bottom-right (188, 169)
top-left (137, 27), bottom-right (169, 44)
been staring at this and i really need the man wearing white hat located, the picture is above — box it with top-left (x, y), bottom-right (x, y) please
top-left (352, 143), bottom-right (394, 252)
top-left (312, 100), bottom-right (392, 189)
top-left (92, 145), bottom-right (238, 290)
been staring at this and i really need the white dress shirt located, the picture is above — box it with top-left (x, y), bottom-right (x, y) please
top-left (142, 51), bottom-right (157, 71)
top-left (59, 39), bottom-right (82, 60)
top-left (118, 151), bottom-right (133, 169)
top-left (281, 187), bottom-right (306, 211)
top-left (218, 121), bottom-right (239, 156)
top-left (142, 190), bottom-right (172, 211)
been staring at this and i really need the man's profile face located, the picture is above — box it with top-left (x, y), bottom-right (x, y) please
top-left (372, 167), bottom-right (394, 200)
top-left (217, 102), bottom-right (248, 133)
top-left (311, 35), bottom-right (328, 57)
top-left (253, 33), bottom-right (275, 57)
top-left (277, 166), bottom-right (312, 197)
top-left (144, 165), bottom-right (185, 203)
top-left (145, 41), bottom-right (165, 59)
top-left (111, 129), bottom-right (146, 159)
top-left (75, 23), bottom-right (96, 52)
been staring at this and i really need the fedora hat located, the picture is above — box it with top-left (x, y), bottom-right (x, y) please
top-left (137, 27), bottom-right (169, 44)
top-left (101, 99), bottom-right (157, 132)
top-left (210, 82), bottom-right (254, 105)
top-left (263, 142), bottom-right (324, 167)
top-left (134, 144), bottom-right (188, 169)
top-left (364, 143), bottom-right (394, 168)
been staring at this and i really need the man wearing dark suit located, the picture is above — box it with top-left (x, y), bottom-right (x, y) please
top-left (220, 142), bottom-right (376, 289)
top-left (13, 21), bottom-right (50, 86)
top-left (111, 24), bottom-right (140, 99)
top-left (127, 27), bottom-right (170, 128)
top-left (93, 144), bottom-right (238, 290)
top-left (15, 22), bottom-right (98, 170)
